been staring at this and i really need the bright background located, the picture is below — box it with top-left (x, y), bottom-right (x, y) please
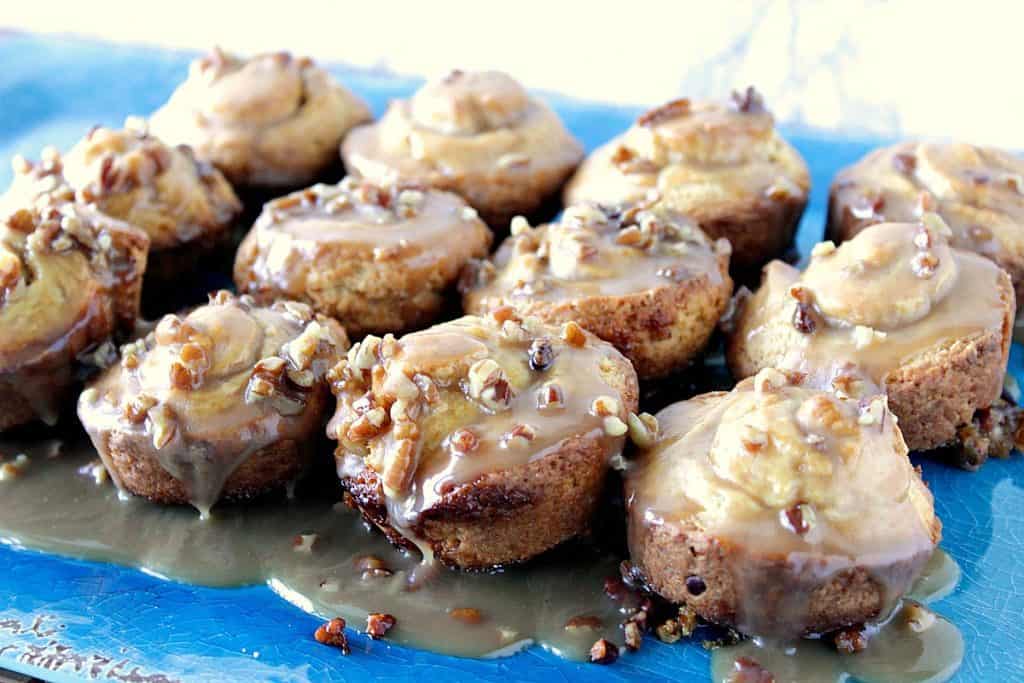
top-left (2, 0), bottom-right (1019, 148)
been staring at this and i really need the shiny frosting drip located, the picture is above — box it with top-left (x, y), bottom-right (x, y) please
top-left (149, 48), bottom-right (371, 185)
top-left (0, 197), bottom-right (149, 424)
top-left (345, 69), bottom-right (582, 176)
top-left (463, 202), bottom-right (729, 303)
top-left (78, 292), bottom-right (348, 513)
top-left (627, 369), bottom-right (938, 636)
top-left (565, 91), bottom-right (809, 214)
top-left (739, 216), bottom-right (1009, 384)
top-left (832, 140), bottom-right (1024, 277)
top-left (59, 122), bottom-right (241, 250)
top-left (238, 177), bottom-right (491, 294)
top-left (327, 313), bottom-right (634, 539)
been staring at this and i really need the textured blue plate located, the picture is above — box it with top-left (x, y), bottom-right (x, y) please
top-left (1, 34), bottom-right (1022, 683)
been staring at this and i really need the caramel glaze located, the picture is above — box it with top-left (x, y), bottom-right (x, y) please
top-left (564, 92), bottom-right (809, 269)
top-left (234, 177), bottom-right (492, 335)
top-left (730, 217), bottom-right (1013, 449)
top-left (625, 369), bottom-right (939, 640)
top-left (327, 313), bottom-right (638, 567)
top-left (77, 292), bottom-right (348, 516)
top-left (341, 71), bottom-right (583, 201)
top-left (0, 198), bottom-right (149, 430)
top-left (150, 49), bottom-right (371, 189)
top-left (465, 203), bottom-right (729, 301)
top-left (829, 140), bottom-right (1024, 299)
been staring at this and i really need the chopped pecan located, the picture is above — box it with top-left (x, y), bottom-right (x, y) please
top-left (589, 638), bottom-right (619, 665)
top-left (366, 613), bottom-right (396, 639)
top-left (637, 98), bottom-right (691, 126)
top-left (314, 618), bottom-right (350, 654)
top-left (730, 86), bottom-right (766, 114)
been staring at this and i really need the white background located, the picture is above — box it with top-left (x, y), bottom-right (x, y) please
top-left (2, 0), bottom-right (1020, 147)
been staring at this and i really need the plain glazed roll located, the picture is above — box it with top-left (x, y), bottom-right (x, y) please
top-left (327, 311), bottom-right (638, 570)
top-left (564, 90), bottom-right (809, 271)
top-left (234, 177), bottom-right (492, 336)
top-left (728, 215), bottom-right (1014, 452)
top-left (341, 69), bottom-right (583, 230)
top-left (461, 203), bottom-right (732, 379)
top-left (150, 48), bottom-right (371, 190)
top-left (625, 368), bottom-right (940, 638)
top-left (78, 292), bottom-right (349, 515)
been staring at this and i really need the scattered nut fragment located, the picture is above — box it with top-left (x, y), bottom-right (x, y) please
top-left (810, 241), bottom-right (836, 259)
top-left (355, 555), bottom-right (394, 580)
top-left (730, 656), bottom-right (775, 683)
top-left (627, 412), bottom-right (659, 448)
top-left (852, 325), bottom-right (887, 350)
top-left (149, 404), bottom-right (177, 450)
top-left (753, 367), bottom-right (790, 394)
top-left (510, 216), bottom-right (532, 236)
top-left (588, 638), bottom-right (619, 665)
top-left (314, 618), bottom-right (350, 654)
top-left (537, 383), bottom-right (565, 410)
top-left (623, 621), bottom-right (643, 652)
top-left (780, 504), bottom-right (815, 535)
top-left (78, 459), bottom-right (109, 485)
top-left (560, 321), bottom-right (586, 347)
top-left (655, 618), bottom-right (682, 643)
top-left (603, 416), bottom-right (628, 437)
top-left (677, 604), bottom-right (698, 637)
top-left (0, 454), bottom-right (30, 481)
top-left (591, 395), bottom-right (621, 418)
top-left (858, 396), bottom-right (887, 427)
top-left (449, 428), bottom-right (480, 454)
top-left (904, 602), bottom-right (936, 633)
top-left (833, 626), bottom-right (868, 654)
top-left (502, 423), bottom-right (537, 448)
top-left (448, 607), bottom-right (484, 625)
top-left (467, 358), bottom-right (513, 411)
top-left (366, 613), bottom-right (397, 640)
top-left (527, 337), bottom-right (555, 371)
top-left (292, 533), bottom-right (318, 553)
top-left (911, 251), bottom-right (939, 279)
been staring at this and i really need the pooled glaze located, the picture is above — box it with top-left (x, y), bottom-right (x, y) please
top-left (342, 69), bottom-right (582, 180)
top-left (60, 122), bottom-right (241, 250)
top-left (328, 313), bottom-right (634, 553)
top-left (463, 203), bottom-right (729, 303)
top-left (0, 198), bottom-right (149, 429)
top-left (235, 177), bottom-right (491, 299)
top-left (830, 140), bottom-right (1024, 294)
top-left (626, 370), bottom-right (938, 638)
top-left (150, 49), bottom-right (371, 188)
top-left (564, 93), bottom-right (809, 227)
top-left (77, 292), bottom-right (348, 515)
top-left (735, 217), bottom-right (1010, 387)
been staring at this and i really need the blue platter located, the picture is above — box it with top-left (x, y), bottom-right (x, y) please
top-left (1, 34), bottom-right (1022, 683)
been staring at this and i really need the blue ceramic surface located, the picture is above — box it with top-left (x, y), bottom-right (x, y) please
top-left (0, 34), bottom-right (1021, 682)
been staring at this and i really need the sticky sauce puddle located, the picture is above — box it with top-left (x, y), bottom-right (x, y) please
top-left (0, 433), bottom-right (963, 676)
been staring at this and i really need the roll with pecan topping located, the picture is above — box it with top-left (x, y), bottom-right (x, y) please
top-left (341, 69), bottom-right (583, 230)
top-left (829, 140), bottom-right (1024, 301)
top-left (625, 369), bottom-right (939, 638)
top-left (327, 312), bottom-right (638, 569)
top-left (150, 49), bottom-right (371, 190)
top-left (234, 177), bottom-right (491, 336)
top-left (564, 90), bottom-right (809, 271)
top-left (728, 215), bottom-right (1014, 453)
top-left (462, 203), bottom-right (732, 378)
top-left (0, 196), bottom-right (149, 431)
top-left (54, 121), bottom-right (241, 283)
top-left (77, 292), bottom-right (348, 515)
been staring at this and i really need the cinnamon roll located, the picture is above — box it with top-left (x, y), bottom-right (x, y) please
top-left (77, 292), bottom-right (349, 515)
top-left (728, 216), bottom-right (1014, 453)
top-left (625, 368), bottom-right (940, 637)
top-left (461, 203), bottom-right (732, 379)
top-left (234, 177), bottom-right (491, 336)
top-left (564, 90), bottom-right (809, 271)
top-left (150, 48), bottom-right (371, 190)
top-left (327, 311), bottom-right (638, 569)
top-left (341, 69), bottom-right (583, 230)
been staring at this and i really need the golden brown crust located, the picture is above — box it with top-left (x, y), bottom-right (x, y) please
top-left (695, 190), bottom-right (806, 273)
top-left (629, 520), bottom-right (936, 635)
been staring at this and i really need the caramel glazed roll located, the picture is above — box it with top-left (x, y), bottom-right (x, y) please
top-left (328, 312), bottom-right (639, 570)
top-left (150, 48), bottom-right (371, 190)
top-left (729, 215), bottom-right (1014, 454)
top-left (625, 369), bottom-right (939, 638)
top-left (342, 69), bottom-right (584, 230)
top-left (234, 177), bottom-right (492, 337)
top-left (462, 203), bottom-right (732, 379)
top-left (0, 196), bottom-right (149, 432)
top-left (564, 89), bottom-right (810, 272)
top-left (829, 140), bottom-right (1024, 302)
top-left (78, 292), bottom-right (349, 516)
